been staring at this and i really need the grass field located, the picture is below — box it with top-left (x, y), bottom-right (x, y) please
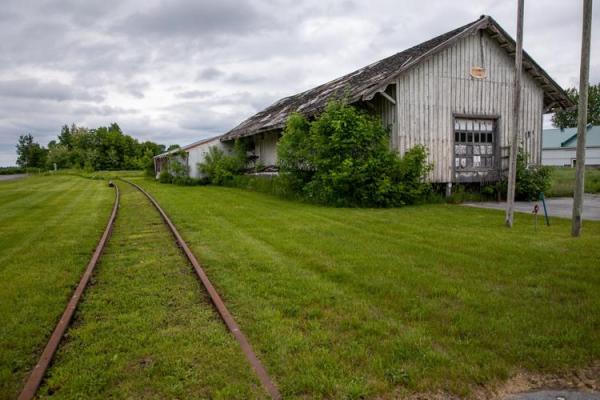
top-left (2, 175), bottom-right (599, 398)
top-left (37, 182), bottom-right (264, 399)
top-left (55, 169), bottom-right (145, 180)
top-left (547, 167), bottom-right (600, 197)
top-left (0, 176), bottom-right (113, 399)
top-left (132, 178), bottom-right (600, 398)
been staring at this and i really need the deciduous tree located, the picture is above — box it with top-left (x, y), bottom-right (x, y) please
top-left (552, 83), bottom-right (600, 128)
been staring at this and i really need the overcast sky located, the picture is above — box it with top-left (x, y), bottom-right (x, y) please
top-left (1, 0), bottom-right (598, 166)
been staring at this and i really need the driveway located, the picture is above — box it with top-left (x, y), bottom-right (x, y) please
top-left (0, 174), bottom-right (27, 181)
top-left (505, 390), bottom-right (600, 400)
top-left (463, 194), bottom-right (600, 221)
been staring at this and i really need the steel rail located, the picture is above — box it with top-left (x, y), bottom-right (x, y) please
top-left (123, 179), bottom-right (281, 400)
top-left (18, 182), bottom-right (120, 400)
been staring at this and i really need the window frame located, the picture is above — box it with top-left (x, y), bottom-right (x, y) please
top-left (452, 115), bottom-right (500, 180)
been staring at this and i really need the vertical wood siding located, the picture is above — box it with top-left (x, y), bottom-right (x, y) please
top-left (394, 32), bottom-right (544, 183)
top-left (373, 85), bottom-right (398, 147)
top-left (254, 131), bottom-right (279, 166)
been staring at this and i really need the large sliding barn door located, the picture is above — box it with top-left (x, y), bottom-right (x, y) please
top-left (453, 117), bottom-right (499, 183)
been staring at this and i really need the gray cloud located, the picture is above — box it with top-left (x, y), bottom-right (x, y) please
top-left (1, 0), bottom-right (599, 166)
top-left (0, 79), bottom-right (104, 102)
top-left (117, 0), bottom-right (271, 38)
top-left (177, 90), bottom-right (215, 99)
top-left (196, 67), bottom-right (226, 81)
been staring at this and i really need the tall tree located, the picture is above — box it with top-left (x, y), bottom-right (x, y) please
top-left (57, 124), bottom-right (73, 148)
top-left (16, 134), bottom-right (47, 168)
top-left (552, 83), bottom-right (600, 128)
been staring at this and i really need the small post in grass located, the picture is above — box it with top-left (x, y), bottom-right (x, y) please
top-left (539, 192), bottom-right (550, 226)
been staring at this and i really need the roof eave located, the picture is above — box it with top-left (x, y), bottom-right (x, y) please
top-left (483, 17), bottom-right (574, 110)
top-left (362, 16), bottom-right (490, 101)
top-left (362, 15), bottom-right (573, 110)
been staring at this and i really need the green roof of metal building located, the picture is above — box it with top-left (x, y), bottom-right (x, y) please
top-left (543, 125), bottom-right (600, 149)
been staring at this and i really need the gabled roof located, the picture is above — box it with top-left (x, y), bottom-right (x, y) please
top-left (222, 15), bottom-right (573, 142)
top-left (154, 135), bottom-right (221, 159)
top-left (543, 125), bottom-right (600, 149)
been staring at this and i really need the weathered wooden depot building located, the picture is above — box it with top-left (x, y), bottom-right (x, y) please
top-left (156, 15), bottom-right (572, 184)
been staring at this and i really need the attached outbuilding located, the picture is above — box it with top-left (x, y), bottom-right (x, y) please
top-left (153, 135), bottom-right (229, 179)
top-left (542, 125), bottom-right (600, 167)
top-left (218, 15), bottom-right (572, 185)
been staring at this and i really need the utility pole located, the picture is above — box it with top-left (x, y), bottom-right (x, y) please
top-left (505, 0), bottom-right (524, 228)
top-left (572, 0), bottom-right (593, 237)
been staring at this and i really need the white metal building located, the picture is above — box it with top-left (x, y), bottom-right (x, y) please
top-left (153, 136), bottom-right (230, 179)
top-left (542, 125), bottom-right (600, 167)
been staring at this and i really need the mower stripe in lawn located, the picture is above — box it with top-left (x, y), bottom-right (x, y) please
top-left (122, 179), bottom-right (282, 400)
top-left (18, 182), bottom-right (120, 400)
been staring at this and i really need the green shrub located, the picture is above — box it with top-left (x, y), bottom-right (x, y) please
top-left (481, 184), bottom-right (496, 198)
top-left (169, 154), bottom-right (189, 180)
top-left (445, 184), bottom-right (487, 204)
top-left (198, 141), bottom-right (246, 185)
top-left (496, 150), bottom-right (552, 201)
top-left (158, 170), bottom-right (172, 183)
top-left (255, 160), bottom-right (266, 173)
top-left (277, 100), bottom-right (432, 207)
top-left (156, 149), bottom-right (193, 185)
top-left (0, 167), bottom-right (26, 175)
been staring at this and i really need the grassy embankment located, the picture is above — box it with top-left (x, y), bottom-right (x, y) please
top-left (133, 177), bottom-right (600, 398)
top-left (0, 176), bottom-right (113, 399)
top-left (3, 173), bottom-right (598, 398)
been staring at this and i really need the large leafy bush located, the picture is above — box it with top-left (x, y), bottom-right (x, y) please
top-left (277, 100), bottom-right (432, 207)
top-left (199, 140), bottom-right (247, 185)
top-left (157, 149), bottom-right (198, 185)
top-left (514, 150), bottom-right (552, 200)
top-left (496, 149), bottom-right (552, 201)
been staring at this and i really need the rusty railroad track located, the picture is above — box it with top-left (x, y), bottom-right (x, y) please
top-left (18, 179), bottom-right (281, 400)
top-left (122, 179), bottom-right (281, 400)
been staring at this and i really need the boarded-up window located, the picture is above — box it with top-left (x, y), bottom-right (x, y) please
top-left (454, 118), bottom-right (496, 172)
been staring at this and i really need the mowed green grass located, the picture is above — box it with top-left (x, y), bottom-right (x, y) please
top-left (547, 167), bottom-right (600, 197)
top-left (0, 176), bottom-right (113, 399)
top-left (38, 182), bottom-right (265, 399)
top-left (132, 178), bottom-right (600, 399)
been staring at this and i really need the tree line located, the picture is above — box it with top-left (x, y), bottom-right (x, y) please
top-left (16, 123), bottom-right (172, 174)
top-left (552, 82), bottom-right (599, 128)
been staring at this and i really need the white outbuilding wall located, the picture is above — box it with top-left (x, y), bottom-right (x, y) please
top-left (542, 147), bottom-right (600, 167)
top-left (186, 138), bottom-right (231, 178)
top-left (154, 136), bottom-right (232, 179)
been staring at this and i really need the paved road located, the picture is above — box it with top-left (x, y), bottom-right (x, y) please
top-left (464, 194), bottom-right (600, 221)
top-left (0, 174), bottom-right (27, 181)
top-left (505, 390), bottom-right (600, 400)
